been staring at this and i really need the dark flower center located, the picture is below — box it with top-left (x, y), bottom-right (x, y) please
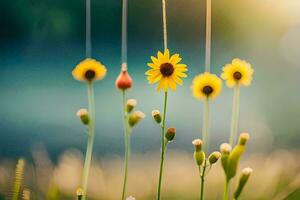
top-left (160, 63), bottom-right (174, 77)
top-left (202, 85), bottom-right (213, 95)
top-left (233, 71), bottom-right (242, 80)
top-left (85, 69), bottom-right (96, 80)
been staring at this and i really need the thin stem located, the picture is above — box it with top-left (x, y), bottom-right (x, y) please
top-left (229, 85), bottom-right (240, 146)
top-left (202, 98), bottom-right (210, 152)
top-left (156, 92), bottom-right (168, 200)
top-left (86, 0), bottom-right (91, 58)
top-left (162, 0), bottom-right (168, 50)
top-left (81, 82), bottom-right (95, 200)
top-left (121, 0), bottom-right (128, 65)
top-left (223, 180), bottom-right (229, 200)
top-left (121, 90), bottom-right (131, 200)
top-left (199, 160), bottom-right (207, 200)
top-left (205, 0), bottom-right (211, 72)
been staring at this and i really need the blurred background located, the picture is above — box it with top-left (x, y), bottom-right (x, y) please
top-left (0, 0), bottom-right (300, 199)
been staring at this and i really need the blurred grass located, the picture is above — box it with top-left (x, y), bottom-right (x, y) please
top-left (1, 148), bottom-right (300, 199)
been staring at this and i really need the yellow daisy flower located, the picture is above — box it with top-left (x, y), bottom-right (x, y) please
top-left (72, 58), bottom-right (107, 82)
top-left (191, 72), bottom-right (222, 100)
top-left (145, 49), bottom-right (187, 92)
top-left (221, 58), bottom-right (254, 87)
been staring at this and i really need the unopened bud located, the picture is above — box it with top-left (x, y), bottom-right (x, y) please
top-left (192, 139), bottom-right (203, 152)
top-left (208, 151), bottom-right (221, 164)
top-left (76, 108), bottom-right (89, 125)
top-left (128, 111), bottom-right (145, 127)
top-left (242, 167), bottom-right (253, 176)
top-left (152, 110), bottom-right (162, 124)
top-left (126, 99), bottom-right (137, 113)
top-left (165, 127), bottom-right (176, 141)
top-left (233, 168), bottom-right (253, 199)
top-left (115, 64), bottom-right (133, 90)
top-left (238, 132), bottom-right (250, 146)
top-left (194, 151), bottom-right (205, 166)
top-left (220, 143), bottom-right (232, 154)
top-left (76, 188), bottom-right (84, 200)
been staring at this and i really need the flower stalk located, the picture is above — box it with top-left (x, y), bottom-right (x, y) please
top-left (81, 82), bottom-right (95, 200)
top-left (156, 92), bottom-right (168, 200)
top-left (199, 160), bottom-right (207, 200)
top-left (202, 97), bottom-right (210, 152)
top-left (121, 91), bottom-right (131, 200)
top-left (229, 85), bottom-right (240, 146)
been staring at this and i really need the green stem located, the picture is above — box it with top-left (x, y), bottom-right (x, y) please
top-left (223, 179), bottom-right (229, 200)
top-left (82, 82), bottom-right (95, 200)
top-left (121, 90), bottom-right (131, 200)
top-left (199, 160), bottom-right (207, 200)
top-left (229, 85), bottom-right (240, 146)
top-left (156, 92), bottom-right (168, 200)
top-left (202, 98), bottom-right (210, 152)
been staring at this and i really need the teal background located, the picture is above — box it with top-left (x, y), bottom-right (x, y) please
top-left (0, 0), bottom-right (300, 161)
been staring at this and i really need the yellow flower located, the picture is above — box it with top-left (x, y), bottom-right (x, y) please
top-left (145, 49), bottom-right (187, 92)
top-left (72, 58), bottom-right (107, 82)
top-left (191, 72), bottom-right (222, 100)
top-left (221, 58), bottom-right (254, 88)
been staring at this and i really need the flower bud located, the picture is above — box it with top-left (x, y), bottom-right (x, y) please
top-left (128, 111), bottom-right (145, 127)
top-left (238, 132), bottom-right (250, 146)
top-left (192, 139), bottom-right (203, 152)
top-left (227, 145), bottom-right (246, 180)
top-left (220, 143), bottom-right (232, 172)
top-left (126, 99), bottom-right (137, 113)
top-left (233, 168), bottom-right (253, 199)
top-left (76, 188), bottom-right (84, 200)
top-left (76, 108), bottom-right (89, 125)
top-left (194, 151), bottom-right (205, 166)
top-left (115, 64), bottom-right (133, 90)
top-left (165, 127), bottom-right (176, 141)
top-left (152, 110), bottom-right (162, 124)
top-left (208, 151), bottom-right (221, 165)
top-left (220, 143), bottom-right (232, 155)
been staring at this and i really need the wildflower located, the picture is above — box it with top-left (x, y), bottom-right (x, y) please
top-left (126, 99), bottom-right (137, 113)
top-left (152, 110), bottom-right (162, 124)
top-left (165, 127), bottom-right (176, 141)
top-left (128, 111), bottom-right (145, 127)
top-left (191, 72), bottom-right (222, 100)
top-left (221, 58), bottom-right (254, 87)
top-left (208, 151), bottom-right (221, 165)
top-left (76, 108), bottom-right (89, 125)
top-left (145, 49), bottom-right (187, 92)
top-left (116, 63), bottom-right (133, 90)
top-left (72, 58), bottom-right (107, 82)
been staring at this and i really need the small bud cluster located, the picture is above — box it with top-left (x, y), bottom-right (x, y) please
top-left (220, 133), bottom-right (252, 199)
top-left (192, 139), bottom-right (221, 168)
top-left (126, 99), bottom-right (145, 128)
top-left (151, 110), bottom-right (176, 145)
